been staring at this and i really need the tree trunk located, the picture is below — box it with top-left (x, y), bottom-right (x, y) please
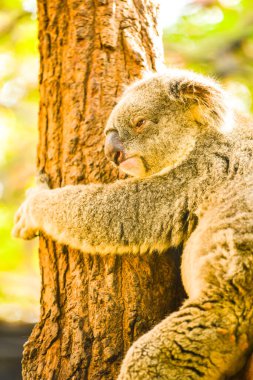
top-left (22, 1), bottom-right (186, 379)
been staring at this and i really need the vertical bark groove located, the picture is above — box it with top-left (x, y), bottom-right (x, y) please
top-left (23, 1), bottom-right (186, 379)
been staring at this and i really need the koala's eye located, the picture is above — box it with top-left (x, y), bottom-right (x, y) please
top-left (135, 119), bottom-right (146, 128)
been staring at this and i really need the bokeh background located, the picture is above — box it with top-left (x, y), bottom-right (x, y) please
top-left (0, 0), bottom-right (252, 376)
top-left (0, 0), bottom-right (39, 324)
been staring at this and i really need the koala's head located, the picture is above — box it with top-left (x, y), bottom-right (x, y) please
top-left (104, 69), bottom-right (231, 178)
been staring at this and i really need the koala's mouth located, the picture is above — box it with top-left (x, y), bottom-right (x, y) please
top-left (119, 155), bottom-right (147, 177)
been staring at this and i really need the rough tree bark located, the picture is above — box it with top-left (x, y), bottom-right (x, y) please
top-left (22, 1), bottom-right (185, 379)
top-left (21, 0), bottom-right (253, 379)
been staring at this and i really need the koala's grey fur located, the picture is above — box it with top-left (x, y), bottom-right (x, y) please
top-left (13, 69), bottom-right (253, 379)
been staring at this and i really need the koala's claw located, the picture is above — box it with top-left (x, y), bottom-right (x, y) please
top-left (13, 177), bottom-right (48, 241)
top-left (12, 200), bottom-right (37, 240)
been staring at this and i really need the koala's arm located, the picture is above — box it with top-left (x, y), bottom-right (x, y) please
top-left (12, 174), bottom-right (188, 254)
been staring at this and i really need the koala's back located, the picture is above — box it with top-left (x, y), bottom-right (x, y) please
top-left (181, 113), bottom-right (253, 300)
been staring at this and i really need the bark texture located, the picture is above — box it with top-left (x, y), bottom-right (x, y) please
top-left (22, 1), bottom-right (186, 379)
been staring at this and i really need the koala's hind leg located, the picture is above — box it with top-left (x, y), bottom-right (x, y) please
top-left (118, 299), bottom-right (252, 380)
top-left (119, 188), bottom-right (253, 380)
top-left (118, 292), bottom-right (251, 380)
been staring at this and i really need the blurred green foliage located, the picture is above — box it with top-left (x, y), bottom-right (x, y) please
top-left (0, 0), bottom-right (252, 322)
top-left (0, 0), bottom-right (39, 322)
top-left (163, 0), bottom-right (253, 112)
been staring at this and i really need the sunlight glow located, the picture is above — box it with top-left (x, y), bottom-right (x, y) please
top-left (0, 79), bottom-right (26, 107)
top-left (190, 6), bottom-right (224, 26)
top-left (19, 57), bottom-right (39, 85)
top-left (225, 81), bottom-right (252, 113)
top-left (22, 0), bottom-right (37, 15)
top-left (0, 53), bottom-right (15, 80)
top-left (219, 0), bottom-right (241, 7)
top-left (159, 0), bottom-right (189, 28)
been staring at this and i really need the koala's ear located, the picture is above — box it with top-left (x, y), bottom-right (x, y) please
top-left (168, 76), bottom-right (230, 130)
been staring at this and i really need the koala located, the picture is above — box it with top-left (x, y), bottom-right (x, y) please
top-left (13, 69), bottom-right (253, 379)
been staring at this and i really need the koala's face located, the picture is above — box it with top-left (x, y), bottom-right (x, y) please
top-left (104, 71), bottom-right (227, 177)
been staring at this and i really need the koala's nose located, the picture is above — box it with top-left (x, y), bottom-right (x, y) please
top-left (104, 131), bottom-right (125, 166)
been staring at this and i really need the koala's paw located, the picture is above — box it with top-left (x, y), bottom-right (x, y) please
top-left (12, 198), bottom-right (38, 240)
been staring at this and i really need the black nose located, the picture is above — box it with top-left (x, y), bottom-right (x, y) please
top-left (104, 131), bottom-right (125, 166)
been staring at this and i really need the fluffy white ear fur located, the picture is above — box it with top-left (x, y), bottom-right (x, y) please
top-left (161, 69), bottom-right (234, 132)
